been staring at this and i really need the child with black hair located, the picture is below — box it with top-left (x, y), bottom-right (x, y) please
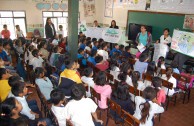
top-left (146, 61), bottom-right (157, 77)
top-left (94, 71), bottom-right (112, 109)
top-left (15, 39), bottom-right (24, 56)
top-left (60, 59), bottom-right (82, 84)
top-left (81, 67), bottom-right (95, 97)
top-left (0, 68), bottom-right (11, 102)
top-left (157, 56), bottom-right (166, 69)
top-left (77, 48), bottom-right (87, 67)
top-left (110, 44), bottom-right (122, 57)
top-left (31, 38), bottom-right (38, 49)
top-left (110, 57), bottom-right (120, 80)
top-left (85, 40), bottom-right (92, 52)
top-left (111, 82), bottom-right (134, 115)
top-left (58, 37), bottom-right (67, 53)
top-left (50, 89), bottom-right (67, 126)
top-left (39, 41), bottom-right (49, 60)
top-left (52, 35), bottom-right (59, 46)
top-left (152, 77), bottom-right (166, 105)
top-left (95, 55), bottom-right (109, 71)
top-left (29, 49), bottom-right (44, 69)
top-left (171, 61), bottom-right (180, 74)
top-left (133, 87), bottom-right (164, 126)
top-left (120, 63), bottom-right (132, 85)
top-left (134, 53), bottom-right (149, 79)
top-left (35, 67), bottom-right (53, 100)
top-left (24, 45), bottom-right (35, 64)
top-left (88, 49), bottom-right (97, 65)
top-left (49, 46), bottom-right (62, 66)
top-left (0, 97), bottom-right (28, 126)
top-left (119, 44), bottom-right (125, 54)
top-left (180, 65), bottom-right (194, 88)
top-left (57, 25), bottom-right (64, 37)
top-left (97, 43), bottom-right (109, 61)
top-left (92, 41), bottom-right (99, 51)
top-left (3, 41), bottom-right (12, 62)
top-left (123, 45), bottom-right (133, 59)
top-left (131, 71), bottom-right (145, 91)
top-left (161, 67), bottom-right (177, 96)
top-left (0, 42), bottom-right (10, 65)
top-left (79, 38), bottom-right (87, 50)
top-left (65, 84), bottom-right (103, 126)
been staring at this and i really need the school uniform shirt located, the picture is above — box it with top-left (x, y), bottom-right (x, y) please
top-left (16, 30), bottom-right (23, 37)
top-left (110, 66), bottom-right (120, 80)
top-left (60, 69), bottom-right (82, 84)
top-left (94, 84), bottom-right (112, 109)
top-left (97, 49), bottom-right (109, 61)
top-left (65, 98), bottom-right (97, 126)
top-left (87, 56), bottom-right (96, 65)
top-left (29, 56), bottom-right (44, 69)
top-left (15, 46), bottom-right (24, 55)
top-left (85, 46), bottom-right (91, 52)
top-left (161, 75), bottom-right (177, 96)
top-left (133, 96), bottom-right (164, 126)
top-left (52, 39), bottom-right (59, 46)
top-left (126, 75), bottom-right (132, 86)
top-left (24, 51), bottom-right (34, 63)
top-left (51, 104), bottom-right (67, 126)
top-left (110, 48), bottom-right (122, 56)
top-left (40, 48), bottom-right (49, 60)
top-left (15, 96), bottom-right (35, 120)
top-left (92, 46), bottom-right (98, 51)
top-left (81, 76), bottom-right (95, 97)
top-left (95, 61), bottom-right (109, 71)
top-left (35, 77), bottom-right (53, 100)
top-left (79, 44), bottom-right (86, 50)
top-left (173, 68), bottom-right (180, 74)
top-left (57, 30), bottom-right (64, 36)
top-left (0, 80), bottom-right (11, 102)
top-left (31, 42), bottom-right (38, 49)
top-left (134, 60), bottom-right (148, 79)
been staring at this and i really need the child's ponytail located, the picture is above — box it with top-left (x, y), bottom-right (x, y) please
top-left (139, 101), bottom-right (150, 124)
top-left (132, 71), bottom-right (140, 89)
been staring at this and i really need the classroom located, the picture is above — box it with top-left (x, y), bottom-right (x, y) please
top-left (0, 0), bottom-right (194, 126)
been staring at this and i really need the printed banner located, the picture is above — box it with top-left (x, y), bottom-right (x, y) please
top-left (171, 29), bottom-right (194, 58)
top-left (85, 27), bottom-right (122, 43)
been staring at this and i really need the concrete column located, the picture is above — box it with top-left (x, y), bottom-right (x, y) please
top-left (68, 0), bottom-right (79, 60)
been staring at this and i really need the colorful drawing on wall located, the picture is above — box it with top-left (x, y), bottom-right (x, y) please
top-left (83, 0), bottom-right (96, 17)
top-left (36, 3), bottom-right (44, 10)
top-left (60, 3), bottom-right (68, 10)
top-left (52, 3), bottom-right (60, 10)
top-left (183, 15), bottom-right (194, 30)
top-left (104, 0), bottom-right (113, 17)
top-left (44, 3), bottom-right (51, 10)
top-left (171, 29), bottom-right (194, 58)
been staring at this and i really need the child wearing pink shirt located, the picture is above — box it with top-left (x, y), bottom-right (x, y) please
top-left (152, 77), bottom-right (166, 105)
top-left (94, 71), bottom-right (112, 109)
top-left (180, 65), bottom-right (194, 89)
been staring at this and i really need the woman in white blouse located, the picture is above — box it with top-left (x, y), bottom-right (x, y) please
top-left (133, 87), bottom-right (164, 126)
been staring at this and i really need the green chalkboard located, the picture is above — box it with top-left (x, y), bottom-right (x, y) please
top-left (127, 10), bottom-right (186, 41)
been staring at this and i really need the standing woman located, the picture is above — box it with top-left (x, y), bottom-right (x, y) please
top-left (156, 28), bottom-right (172, 58)
top-left (110, 20), bottom-right (119, 29)
top-left (45, 17), bottom-right (56, 41)
top-left (136, 25), bottom-right (152, 48)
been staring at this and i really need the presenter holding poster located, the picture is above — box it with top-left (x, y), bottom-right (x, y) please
top-left (110, 20), bottom-right (119, 29)
top-left (45, 17), bottom-right (56, 41)
top-left (156, 28), bottom-right (172, 58)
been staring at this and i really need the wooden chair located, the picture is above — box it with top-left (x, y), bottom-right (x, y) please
top-left (121, 110), bottom-right (140, 126)
top-left (106, 72), bottom-right (114, 84)
top-left (90, 88), bottom-right (106, 119)
top-left (159, 69), bottom-right (166, 77)
top-left (142, 73), bottom-right (153, 82)
top-left (26, 32), bottom-right (33, 40)
top-left (128, 85), bottom-right (143, 104)
top-left (161, 79), bottom-right (176, 111)
top-left (106, 99), bottom-right (123, 126)
top-left (129, 58), bottom-right (136, 65)
top-left (47, 109), bottom-right (59, 126)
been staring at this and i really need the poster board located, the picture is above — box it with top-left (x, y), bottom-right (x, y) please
top-left (171, 29), bottom-right (194, 58)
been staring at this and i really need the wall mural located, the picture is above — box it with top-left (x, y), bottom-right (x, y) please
top-left (36, 1), bottom-right (68, 11)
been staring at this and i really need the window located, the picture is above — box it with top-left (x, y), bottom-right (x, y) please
top-left (42, 11), bottom-right (80, 37)
top-left (0, 11), bottom-right (27, 39)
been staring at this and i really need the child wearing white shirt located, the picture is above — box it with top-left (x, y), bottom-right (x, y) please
top-left (29, 49), bottom-right (44, 70)
top-left (161, 67), bottom-right (177, 96)
top-left (57, 25), bottom-right (64, 37)
top-left (65, 84), bottom-right (103, 126)
top-left (133, 87), bottom-right (164, 126)
top-left (51, 89), bottom-right (67, 126)
top-left (81, 67), bottom-right (95, 97)
top-left (97, 43), bottom-right (109, 61)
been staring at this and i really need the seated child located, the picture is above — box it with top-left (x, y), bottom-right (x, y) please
top-left (95, 56), bottom-right (109, 71)
top-left (157, 56), bottom-right (166, 70)
top-left (15, 39), bottom-right (24, 56)
top-left (131, 71), bottom-right (146, 91)
top-left (60, 59), bottom-right (82, 84)
top-left (79, 38), bottom-right (87, 50)
top-left (134, 53), bottom-right (149, 79)
top-left (29, 49), bottom-right (44, 70)
top-left (110, 58), bottom-right (120, 80)
top-left (120, 63), bottom-right (132, 85)
top-left (161, 67), bottom-right (177, 96)
top-left (97, 43), bottom-right (109, 61)
top-left (123, 45), bottom-right (133, 59)
top-left (35, 67), bottom-right (53, 100)
top-left (50, 89), bottom-right (67, 126)
top-left (85, 40), bottom-right (92, 52)
top-left (65, 84), bottom-right (103, 126)
top-left (152, 77), bottom-right (166, 105)
top-left (133, 87), bottom-right (164, 126)
top-left (92, 41), bottom-right (99, 51)
top-left (94, 71), bottom-right (112, 109)
top-left (77, 48), bottom-right (87, 67)
top-left (110, 44), bottom-right (122, 57)
top-left (171, 61), bottom-right (180, 74)
top-left (81, 67), bottom-right (95, 97)
top-left (49, 46), bottom-right (62, 66)
top-left (87, 49), bottom-right (97, 66)
top-left (0, 68), bottom-right (11, 102)
top-left (180, 65), bottom-right (194, 88)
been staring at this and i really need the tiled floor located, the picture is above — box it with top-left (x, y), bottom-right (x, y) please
top-left (28, 87), bottom-right (194, 126)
